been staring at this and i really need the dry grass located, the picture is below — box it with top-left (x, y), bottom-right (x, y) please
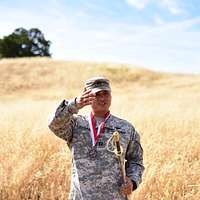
top-left (0, 57), bottom-right (200, 199)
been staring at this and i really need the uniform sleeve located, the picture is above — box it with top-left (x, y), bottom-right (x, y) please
top-left (125, 128), bottom-right (145, 189)
top-left (48, 99), bottom-right (78, 144)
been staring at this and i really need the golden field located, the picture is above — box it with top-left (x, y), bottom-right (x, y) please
top-left (0, 57), bottom-right (199, 200)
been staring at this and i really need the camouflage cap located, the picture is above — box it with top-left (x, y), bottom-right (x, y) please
top-left (84, 76), bottom-right (111, 93)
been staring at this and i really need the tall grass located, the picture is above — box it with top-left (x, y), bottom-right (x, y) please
top-left (0, 58), bottom-right (199, 199)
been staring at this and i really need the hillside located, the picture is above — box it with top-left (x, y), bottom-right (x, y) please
top-left (0, 58), bottom-right (200, 200)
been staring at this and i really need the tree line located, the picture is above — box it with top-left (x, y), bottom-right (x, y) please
top-left (0, 28), bottom-right (51, 58)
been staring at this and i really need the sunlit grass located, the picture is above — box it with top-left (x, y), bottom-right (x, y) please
top-left (0, 57), bottom-right (200, 199)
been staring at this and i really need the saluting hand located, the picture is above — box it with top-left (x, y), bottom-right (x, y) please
top-left (76, 89), bottom-right (96, 109)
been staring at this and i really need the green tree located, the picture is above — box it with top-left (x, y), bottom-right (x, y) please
top-left (0, 28), bottom-right (51, 58)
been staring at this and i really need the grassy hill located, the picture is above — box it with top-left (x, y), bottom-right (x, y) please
top-left (0, 57), bottom-right (200, 199)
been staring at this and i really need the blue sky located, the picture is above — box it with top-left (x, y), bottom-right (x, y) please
top-left (0, 0), bottom-right (200, 74)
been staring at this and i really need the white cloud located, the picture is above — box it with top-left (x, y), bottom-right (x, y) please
top-left (53, 15), bottom-right (200, 73)
top-left (126, 0), bottom-right (150, 10)
top-left (126, 0), bottom-right (184, 15)
top-left (63, 16), bottom-right (200, 73)
top-left (160, 0), bottom-right (183, 15)
top-left (154, 14), bottom-right (165, 25)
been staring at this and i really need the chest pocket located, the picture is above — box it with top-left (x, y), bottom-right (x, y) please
top-left (72, 125), bottom-right (91, 160)
top-left (74, 124), bottom-right (91, 144)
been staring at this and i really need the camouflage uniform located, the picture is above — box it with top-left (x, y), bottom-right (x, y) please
top-left (48, 99), bottom-right (144, 200)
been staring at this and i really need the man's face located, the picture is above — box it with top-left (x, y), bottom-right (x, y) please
top-left (91, 90), bottom-right (112, 115)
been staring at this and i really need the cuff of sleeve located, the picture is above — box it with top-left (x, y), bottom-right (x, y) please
top-left (68, 98), bottom-right (79, 114)
top-left (131, 180), bottom-right (138, 191)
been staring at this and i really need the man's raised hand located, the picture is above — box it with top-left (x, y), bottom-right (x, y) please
top-left (76, 89), bottom-right (96, 109)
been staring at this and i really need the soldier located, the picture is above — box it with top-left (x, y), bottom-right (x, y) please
top-left (48, 77), bottom-right (144, 200)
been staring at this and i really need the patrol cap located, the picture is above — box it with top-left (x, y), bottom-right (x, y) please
top-left (84, 76), bottom-right (111, 93)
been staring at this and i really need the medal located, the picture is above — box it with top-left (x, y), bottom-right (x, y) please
top-left (88, 147), bottom-right (97, 160)
top-left (87, 111), bottom-right (110, 160)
